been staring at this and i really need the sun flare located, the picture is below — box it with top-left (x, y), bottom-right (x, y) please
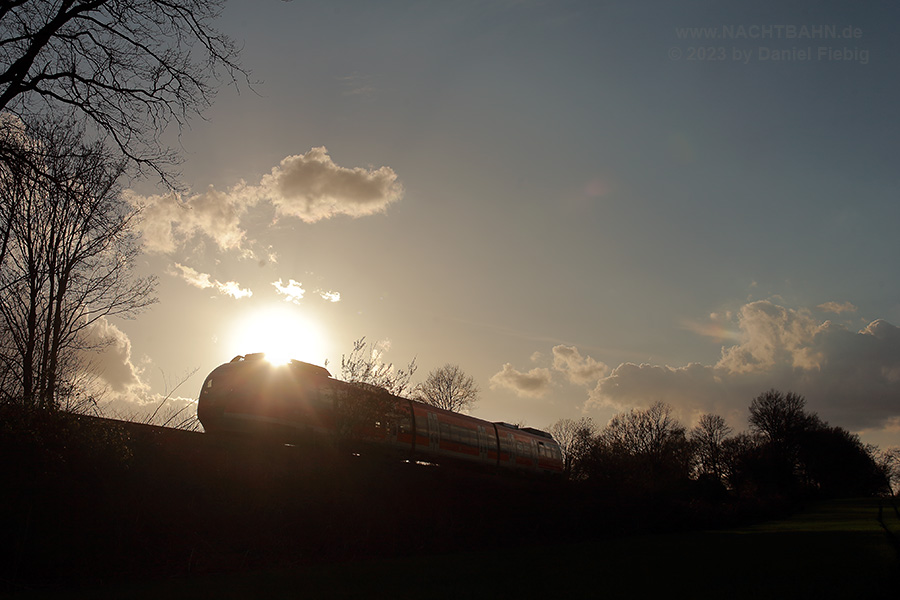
top-left (228, 305), bottom-right (327, 367)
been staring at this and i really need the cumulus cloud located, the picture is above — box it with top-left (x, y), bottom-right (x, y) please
top-left (552, 345), bottom-right (608, 385)
top-left (128, 184), bottom-right (254, 254)
top-left (169, 263), bottom-right (252, 299)
top-left (716, 302), bottom-right (824, 372)
top-left (260, 147), bottom-right (402, 223)
top-left (79, 318), bottom-right (145, 394)
top-left (130, 147), bottom-right (402, 255)
top-left (587, 300), bottom-right (900, 433)
top-left (76, 319), bottom-right (200, 424)
top-left (490, 363), bottom-right (554, 397)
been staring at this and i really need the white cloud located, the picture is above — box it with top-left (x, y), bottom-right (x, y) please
top-left (716, 301), bottom-right (824, 372)
top-left (217, 280), bottom-right (253, 300)
top-left (169, 263), bottom-right (252, 299)
top-left (489, 363), bottom-right (554, 397)
top-left (260, 147), bottom-right (402, 223)
top-left (273, 278), bottom-right (306, 303)
top-left (130, 147), bottom-right (403, 255)
top-left (587, 300), bottom-right (900, 433)
top-left (552, 345), bottom-right (608, 385)
top-left (75, 319), bottom-right (201, 426)
top-left (128, 183), bottom-right (254, 254)
top-left (317, 289), bottom-right (341, 303)
top-left (272, 279), bottom-right (342, 304)
top-left (79, 317), bottom-right (145, 394)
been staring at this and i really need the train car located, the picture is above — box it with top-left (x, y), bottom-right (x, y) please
top-left (197, 354), bottom-right (564, 475)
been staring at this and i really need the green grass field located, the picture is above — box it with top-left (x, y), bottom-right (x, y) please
top-left (35, 497), bottom-right (899, 600)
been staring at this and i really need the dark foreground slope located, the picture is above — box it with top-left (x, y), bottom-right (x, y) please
top-left (2, 408), bottom-right (898, 598)
top-left (1, 408), bottom-right (582, 591)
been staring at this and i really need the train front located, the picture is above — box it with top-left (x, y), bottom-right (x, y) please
top-left (197, 354), bottom-right (336, 441)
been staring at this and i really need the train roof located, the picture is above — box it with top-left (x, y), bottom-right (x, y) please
top-left (227, 354), bottom-right (332, 378)
top-left (493, 421), bottom-right (554, 440)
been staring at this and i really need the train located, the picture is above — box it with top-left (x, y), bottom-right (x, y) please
top-left (197, 353), bottom-right (564, 475)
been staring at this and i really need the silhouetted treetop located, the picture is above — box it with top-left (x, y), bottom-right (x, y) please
top-left (748, 389), bottom-right (820, 444)
top-left (416, 364), bottom-right (478, 413)
top-left (0, 0), bottom-right (248, 183)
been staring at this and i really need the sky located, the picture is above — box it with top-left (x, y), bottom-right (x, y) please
top-left (92, 0), bottom-right (900, 449)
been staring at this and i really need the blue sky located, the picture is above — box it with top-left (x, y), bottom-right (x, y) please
top-left (96, 1), bottom-right (900, 448)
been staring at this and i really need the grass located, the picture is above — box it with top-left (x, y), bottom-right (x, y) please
top-left (28, 497), bottom-right (899, 599)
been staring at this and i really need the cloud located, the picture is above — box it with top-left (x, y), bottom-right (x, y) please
top-left (339, 72), bottom-right (378, 99)
top-left (817, 301), bottom-right (857, 314)
top-left (273, 278), bottom-right (305, 303)
top-left (680, 312), bottom-right (741, 343)
top-left (79, 318), bottom-right (145, 394)
top-left (552, 345), bottom-right (608, 385)
top-left (317, 289), bottom-right (341, 303)
top-left (260, 147), bottom-right (402, 223)
top-left (169, 263), bottom-right (252, 299)
top-left (216, 280), bottom-right (253, 300)
top-left (272, 279), bottom-right (341, 304)
top-left (128, 184), bottom-right (254, 254)
top-left (489, 363), bottom-right (553, 397)
top-left (130, 147), bottom-right (403, 255)
top-left (76, 319), bottom-right (200, 425)
top-left (587, 300), bottom-right (900, 433)
top-left (716, 301), bottom-right (824, 372)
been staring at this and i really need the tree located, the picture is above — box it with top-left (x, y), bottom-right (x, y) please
top-left (690, 413), bottom-right (733, 483)
top-left (334, 337), bottom-right (417, 447)
top-left (601, 402), bottom-right (688, 462)
top-left (0, 119), bottom-right (156, 410)
top-left (0, 0), bottom-right (247, 182)
top-left (548, 416), bottom-right (595, 477)
top-left (339, 337), bottom-right (417, 397)
top-left (748, 389), bottom-right (819, 446)
top-left (581, 402), bottom-right (692, 495)
top-left (796, 425), bottom-right (887, 497)
top-left (878, 447), bottom-right (900, 497)
top-left (416, 364), bottom-right (478, 413)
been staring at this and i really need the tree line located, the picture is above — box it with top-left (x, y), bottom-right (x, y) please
top-left (550, 390), bottom-right (899, 503)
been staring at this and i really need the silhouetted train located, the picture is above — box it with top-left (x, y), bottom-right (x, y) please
top-left (197, 354), bottom-right (564, 475)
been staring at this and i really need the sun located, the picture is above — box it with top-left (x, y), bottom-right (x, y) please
top-left (228, 305), bottom-right (327, 367)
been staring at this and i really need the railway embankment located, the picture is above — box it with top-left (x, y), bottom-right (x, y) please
top-left (2, 406), bottom-right (898, 597)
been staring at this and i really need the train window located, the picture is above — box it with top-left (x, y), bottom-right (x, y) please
top-left (398, 415), bottom-right (411, 435)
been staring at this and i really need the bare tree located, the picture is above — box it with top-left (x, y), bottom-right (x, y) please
top-left (416, 364), bottom-right (478, 413)
top-left (748, 389), bottom-right (819, 445)
top-left (690, 413), bottom-right (733, 482)
top-left (0, 119), bottom-right (156, 409)
top-left (340, 337), bottom-right (417, 397)
top-left (0, 0), bottom-right (247, 182)
top-left (578, 402), bottom-right (692, 494)
top-left (548, 416), bottom-right (595, 476)
top-left (879, 447), bottom-right (900, 497)
top-left (601, 401), bottom-right (687, 461)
